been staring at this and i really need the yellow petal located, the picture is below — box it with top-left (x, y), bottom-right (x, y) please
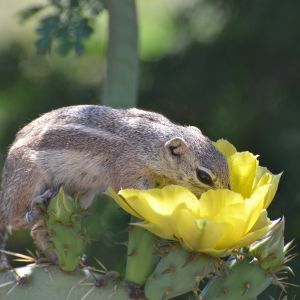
top-left (133, 222), bottom-right (174, 240)
top-left (263, 173), bottom-right (282, 208)
top-left (228, 151), bottom-right (258, 197)
top-left (214, 139), bottom-right (237, 158)
top-left (118, 189), bottom-right (176, 226)
top-left (255, 166), bottom-right (270, 183)
top-left (250, 210), bottom-right (270, 232)
top-left (195, 219), bottom-right (229, 250)
top-left (253, 170), bottom-right (282, 209)
top-left (198, 189), bottom-right (244, 220)
top-left (120, 185), bottom-right (199, 218)
top-left (198, 189), bottom-right (248, 245)
top-left (234, 221), bottom-right (275, 248)
top-left (105, 187), bottom-right (142, 219)
top-left (174, 209), bottom-right (202, 250)
top-left (244, 185), bottom-right (270, 233)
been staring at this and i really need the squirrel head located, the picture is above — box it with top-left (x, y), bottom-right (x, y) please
top-left (161, 127), bottom-right (230, 196)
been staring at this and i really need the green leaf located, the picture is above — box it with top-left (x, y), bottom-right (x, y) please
top-left (22, 0), bottom-right (105, 56)
top-left (75, 19), bottom-right (93, 39)
top-left (19, 5), bottom-right (46, 23)
top-left (56, 25), bottom-right (73, 55)
top-left (74, 18), bottom-right (93, 55)
top-left (36, 15), bottom-right (60, 54)
top-left (35, 37), bottom-right (52, 55)
top-left (36, 15), bottom-right (60, 36)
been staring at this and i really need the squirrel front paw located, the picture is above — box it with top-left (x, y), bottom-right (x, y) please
top-left (33, 187), bottom-right (60, 206)
top-left (25, 187), bottom-right (60, 223)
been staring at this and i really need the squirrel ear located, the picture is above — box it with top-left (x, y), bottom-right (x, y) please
top-left (165, 137), bottom-right (188, 156)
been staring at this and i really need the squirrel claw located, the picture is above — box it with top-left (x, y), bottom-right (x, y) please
top-left (34, 187), bottom-right (59, 206)
top-left (25, 209), bottom-right (41, 223)
top-left (25, 186), bottom-right (60, 223)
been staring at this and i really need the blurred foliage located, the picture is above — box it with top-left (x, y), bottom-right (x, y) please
top-left (0, 0), bottom-right (299, 298)
top-left (20, 0), bottom-right (104, 55)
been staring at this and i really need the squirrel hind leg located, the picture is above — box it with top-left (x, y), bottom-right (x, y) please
top-left (31, 220), bottom-right (57, 263)
top-left (7, 175), bottom-right (50, 230)
top-left (28, 187), bottom-right (61, 262)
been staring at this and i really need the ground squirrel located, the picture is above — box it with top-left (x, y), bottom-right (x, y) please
top-left (0, 105), bottom-right (229, 269)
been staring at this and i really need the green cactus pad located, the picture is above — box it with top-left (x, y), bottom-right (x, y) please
top-left (199, 258), bottom-right (272, 300)
top-left (125, 221), bottom-right (156, 285)
top-left (144, 246), bottom-right (218, 300)
top-left (0, 264), bottom-right (145, 300)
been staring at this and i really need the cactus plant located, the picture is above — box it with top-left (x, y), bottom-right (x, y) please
top-left (0, 188), bottom-right (295, 300)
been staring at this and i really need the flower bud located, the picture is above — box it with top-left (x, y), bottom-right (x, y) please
top-left (249, 218), bottom-right (290, 272)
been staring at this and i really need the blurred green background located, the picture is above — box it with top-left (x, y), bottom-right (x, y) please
top-left (0, 0), bottom-right (299, 298)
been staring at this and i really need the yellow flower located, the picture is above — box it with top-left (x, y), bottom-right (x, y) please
top-left (215, 139), bottom-right (281, 209)
top-left (108, 139), bottom-right (281, 257)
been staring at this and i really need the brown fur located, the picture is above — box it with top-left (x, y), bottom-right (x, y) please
top-left (0, 105), bottom-right (229, 261)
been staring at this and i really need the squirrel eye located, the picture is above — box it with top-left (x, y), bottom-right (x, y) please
top-left (196, 169), bottom-right (213, 186)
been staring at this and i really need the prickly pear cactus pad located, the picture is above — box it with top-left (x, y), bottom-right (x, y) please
top-left (144, 246), bottom-right (219, 299)
top-left (0, 264), bottom-right (145, 300)
top-left (46, 189), bottom-right (88, 272)
top-left (199, 257), bottom-right (273, 300)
